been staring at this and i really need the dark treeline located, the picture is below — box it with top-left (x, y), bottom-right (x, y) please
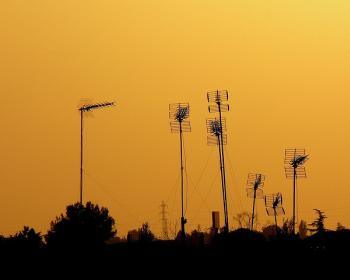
top-left (0, 202), bottom-right (349, 277)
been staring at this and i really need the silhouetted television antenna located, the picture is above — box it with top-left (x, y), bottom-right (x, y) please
top-left (78, 101), bottom-right (114, 204)
top-left (207, 89), bottom-right (230, 233)
top-left (285, 148), bottom-right (309, 234)
top-left (265, 193), bottom-right (285, 230)
top-left (246, 173), bottom-right (265, 231)
top-left (169, 103), bottom-right (191, 241)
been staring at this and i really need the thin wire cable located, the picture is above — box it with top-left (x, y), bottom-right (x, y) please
top-left (187, 148), bottom-right (214, 203)
top-left (84, 171), bottom-right (143, 227)
top-left (190, 170), bottom-right (220, 225)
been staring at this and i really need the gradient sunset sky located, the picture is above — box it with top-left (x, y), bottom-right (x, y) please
top-left (1, 0), bottom-right (350, 237)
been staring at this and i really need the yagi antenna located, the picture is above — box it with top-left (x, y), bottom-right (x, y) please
top-left (78, 101), bottom-right (115, 204)
top-left (284, 148), bottom-right (309, 235)
top-left (265, 193), bottom-right (285, 230)
top-left (207, 90), bottom-right (230, 233)
top-left (246, 173), bottom-right (265, 231)
top-left (169, 103), bottom-right (191, 242)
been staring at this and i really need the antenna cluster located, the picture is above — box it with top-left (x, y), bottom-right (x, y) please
top-left (73, 93), bottom-right (311, 238)
top-left (207, 90), bottom-right (230, 233)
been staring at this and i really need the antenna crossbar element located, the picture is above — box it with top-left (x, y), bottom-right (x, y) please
top-left (170, 120), bottom-right (191, 133)
top-left (208, 104), bottom-right (229, 113)
top-left (246, 188), bottom-right (264, 199)
top-left (206, 118), bottom-right (227, 134)
top-left (285, 167), bottom-right (306, 178)
top-left (247, 173), bottom-right (265, 189)
top-left (207, 90), bottom-right (229, 103)
top-left (79, 102), bottom-right (115, 112)
top-left (265, 193), bottom-right (283, 208)
top-left (169, 103), bottom-right (190, 122)
top-left (207, 135), bottom-right (227, 146)
top-left (266, 207), bottom-right (285, 216)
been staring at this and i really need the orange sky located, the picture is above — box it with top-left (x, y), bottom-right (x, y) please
top-left (1, 0), bottom-right (350, 237)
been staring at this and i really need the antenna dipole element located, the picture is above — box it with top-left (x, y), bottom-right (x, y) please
top-left (169, 103), bottom-right (191, 242)
top-left (78, 101), bottom-right (115, 205)
top-left (284, 148), bottom-right (309, 235)
top-left (207, 90), bottom-right (230, 233)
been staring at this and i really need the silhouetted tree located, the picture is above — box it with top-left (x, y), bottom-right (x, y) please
top-left (262, 224), bottom-right (279, 239)
top-left (45, 202), bottom-right (116, 249)
top-left (336, 222), bottom-right (346, 231)
top-left (233, 212), bottom-right (252, 229)
top-left (138, 222), bottom-right (155, 243)
top-left (309, 209), bottom-right (327, 234)
top-left (189, 229), bottom-right (205, 247)
top-left (281, 218), bottom-right (294, 236)
top-left (9, 226), bottom-right (43, 250)
top-left (298, 220), bottom-right (308, 239)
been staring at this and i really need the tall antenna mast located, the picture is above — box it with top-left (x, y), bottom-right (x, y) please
top-left (265, 193), bottom-right (285, 231)
top-left (78, 101), bottom-right (114, 204)
top-left (160, 201), bottom-right (169, 240)
top-left (207, 90), bottom-right (230, 233)
top-left (284, 149), bottom-right (309, 234)
top-left (246, 173), bottom-right (265, 231)
top-left (169, 103), bottom-right (191, 241)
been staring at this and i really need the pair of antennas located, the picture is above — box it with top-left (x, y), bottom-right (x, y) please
top-left (169, 90), bottom-right (231, 235)
top-left (246, 173), bottom-right (285, 230)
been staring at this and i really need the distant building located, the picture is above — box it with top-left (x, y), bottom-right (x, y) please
top-left (127, 230), bottom-right (139, 243)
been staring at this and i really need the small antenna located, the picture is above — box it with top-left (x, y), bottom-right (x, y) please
top-left (207, 89), bottom-right (230, 233)
top-left (284, 148), bottom-right (309, 234)
top-left (78, 101), bottom-right (115, 204)
top-left (169, 103), bottom-right (191, 242)
top-left (246, 173), bottom-right (265, 231)
top-left (265, 193), bottom-right (285, 231)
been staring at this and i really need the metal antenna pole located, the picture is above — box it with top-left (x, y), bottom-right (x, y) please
top-left (80, 109), bottom-right (84, 204)
top-left (207, 90), bottom-right (230, 233)
top-left (169, 103), bottom-right (191, 242)
top-left (252, 189), bottom-right (257, 231)
top-left (274, 208), bottom-right (278, 230)
top-left (293, 165), bottom-right (296, 235)
top-left (216, 134), bottom-right (227, 232)
top-left (179, 121), bottom-right (186, 241)
top-left (285, 148), bottom-right (308, 236)
top-left (217, 97), bottom-right (229, 233)
top-left (246, 173), bottom-right (265, 231)
top-left (78, 101), bottom-right (115, 204)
